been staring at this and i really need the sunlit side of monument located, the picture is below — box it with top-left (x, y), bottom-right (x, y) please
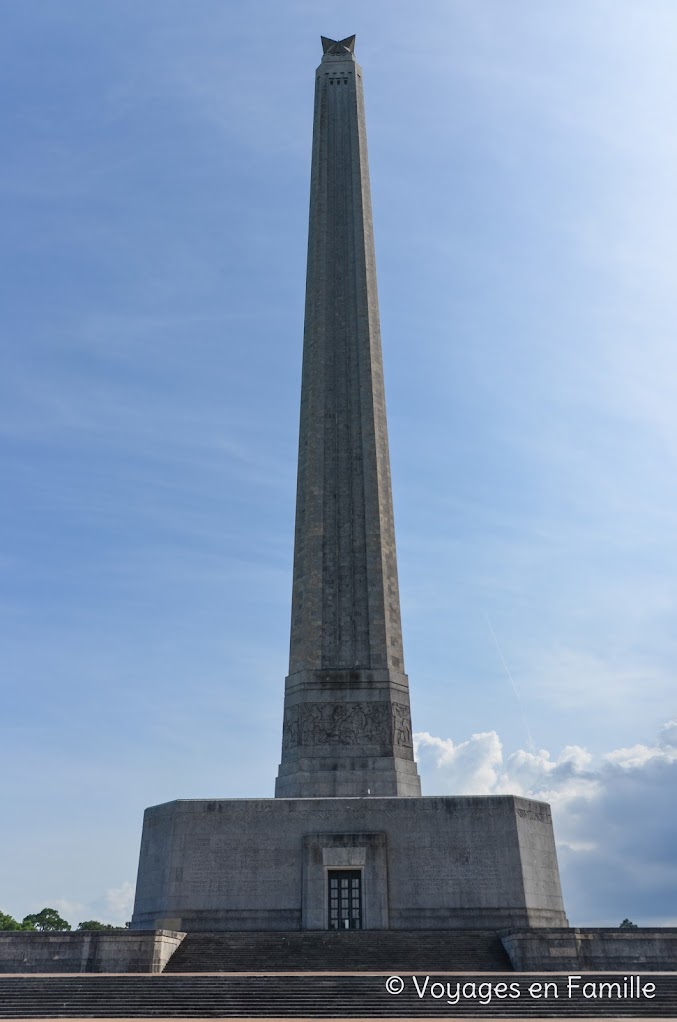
top-left (130, 35), bottom-right (568, 933)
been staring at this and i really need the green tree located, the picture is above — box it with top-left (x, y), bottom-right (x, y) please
top-left (0, 911), bottom-right (23, 931)
top-left (620, 918), bottom-right (638, 929)
top-left (76, 920), bottom-right (122, 932)
top-left (21, 908), bottom-right (71, 932)
top-left (0, 911), bottom-right (35, 932)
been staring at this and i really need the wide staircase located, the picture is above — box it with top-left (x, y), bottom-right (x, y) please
top-left (1, 972), bottom-right (677, 1017)
top-left (2, 932), bottom-right (676, 1017)
top-left (164, 928), bottom-right (513, 973)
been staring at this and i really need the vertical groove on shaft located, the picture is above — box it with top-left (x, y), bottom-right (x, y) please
top-left (290, 55), bottom-right (404, 674)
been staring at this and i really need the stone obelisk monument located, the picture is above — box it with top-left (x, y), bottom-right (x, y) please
top-left (275, 35), bottom-right (420, 799)
top-left (130, 37), bottom-right (568, 933)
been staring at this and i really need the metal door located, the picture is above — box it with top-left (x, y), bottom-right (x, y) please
top-left (327, 870), bottom-right (362, 929)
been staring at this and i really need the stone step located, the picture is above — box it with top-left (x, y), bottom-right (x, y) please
top-left (164, 929), bottom-right (513, 973)
top-left (0, 973), bottom-right (675, 1018)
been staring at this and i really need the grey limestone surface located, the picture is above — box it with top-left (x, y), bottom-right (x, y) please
top-left (0, 930), bottom-right (184, 974)
top-left (3, 927), bottom-right (676, 974)
top-left (501, 928), bottom-right (677, 971)
top-left (130, 795), bottom-right (568, 932)
top-left (276, 37), bottom-right (420, 798)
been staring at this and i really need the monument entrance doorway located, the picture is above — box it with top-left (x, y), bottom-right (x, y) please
top-left (328, 871), bottom-right (362, 930)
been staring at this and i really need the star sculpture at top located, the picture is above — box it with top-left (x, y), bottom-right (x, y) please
top-left (321, 35), bottom-right (356, 55)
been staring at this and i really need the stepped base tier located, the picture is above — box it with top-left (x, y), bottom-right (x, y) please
top-left (130, 795), bottom-right (567, 932)
top-left (3, 928), bottom-right (677, 978)
top-left (275, 670), bottom-right (422, 798)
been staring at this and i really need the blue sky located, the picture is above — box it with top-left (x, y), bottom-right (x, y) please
top-left (2, 1), bottom-right (676, 928)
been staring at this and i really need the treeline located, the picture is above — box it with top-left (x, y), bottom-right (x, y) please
top-left (0, 908), bottom-right (124, 932)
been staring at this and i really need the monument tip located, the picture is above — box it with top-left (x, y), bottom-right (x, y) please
top-left (321, 35), bottom-right (356, 55)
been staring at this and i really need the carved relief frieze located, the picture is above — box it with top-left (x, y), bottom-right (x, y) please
top-left (516, 806), bottom-right (551, 824)
top-left (282, 700), bottom-right (414, 749)
top-left (391, 701), bottom-right (413, 747)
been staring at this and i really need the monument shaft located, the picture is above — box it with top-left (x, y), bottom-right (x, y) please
top-left (275, 37), bottom-right (421, 797)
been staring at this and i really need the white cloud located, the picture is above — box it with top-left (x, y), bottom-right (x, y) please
top-left (603, 719), bottom-right (677, 770)
top-left (416, 721), bottom-right (677, 925)
top-left (104, 881), bottom-right (135, 925)
top-left (415, 730), bottom-right (504, 795)
top-left (415, 729), bottom-right (600, 805)
top-left (658, 719), bottom-right (677, 747)
top-left (502, 744), bottom-right (601, 808)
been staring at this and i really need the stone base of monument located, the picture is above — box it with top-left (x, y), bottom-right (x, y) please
top-left (501, 927), bottom-right (677, 972)
top-left (130, 795), bottom-right (567, 931)
top-left (3, 928), bottom-right (677, 977)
